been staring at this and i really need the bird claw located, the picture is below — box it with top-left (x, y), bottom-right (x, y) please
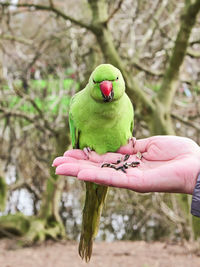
top-left (83, 147), bottom-right (92, 159)
top-left (128, 137), bottom-right (136, 148)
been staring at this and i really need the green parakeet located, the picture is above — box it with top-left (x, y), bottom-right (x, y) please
top-left (69, 64), bottom-right (134, 261)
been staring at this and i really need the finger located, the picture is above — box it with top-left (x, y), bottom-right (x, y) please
top-left (64, 149), bottom-right (123, 163)
top-left (78, 168), bottom-right (146, 191)
top-left (77, 168), bottom-right (128, 188)
top-left (55, 163), bottom-right (98, 176)
top-left (53, 156), bottom-right (98, 168)
top-left (87, 151), bottom-right (124, 163)
top-left (52, 156), bottom-right (77, 167)
top-left (64, 149), bottom-right (88, 160)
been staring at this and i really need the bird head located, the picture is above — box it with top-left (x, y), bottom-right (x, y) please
top-left (88, 64), bottom-right (125, 103)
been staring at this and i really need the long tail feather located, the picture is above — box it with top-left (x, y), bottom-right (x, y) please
top-left (79, 181), bottom-right (108, 262)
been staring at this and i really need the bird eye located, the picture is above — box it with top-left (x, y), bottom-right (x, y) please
top-left (116, 77), bottom-right (119, 81)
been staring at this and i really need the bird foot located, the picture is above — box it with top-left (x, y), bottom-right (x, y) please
top-left (83, 147), bottom-right (92, 159)
top-left (128, 137), bottom-right (136, 147)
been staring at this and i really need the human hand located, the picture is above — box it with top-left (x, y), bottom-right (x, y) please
top-left (52, 136), bottom-right (200, 194)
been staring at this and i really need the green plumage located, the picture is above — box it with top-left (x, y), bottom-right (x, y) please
top-left (69, 64), bottom-right (134, 261)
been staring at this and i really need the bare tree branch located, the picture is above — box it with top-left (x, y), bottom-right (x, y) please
top-left (0, 106), bottom-right (54, 135)
top-left (48, 0), bottom-right (54, 8)
top-left (106, 0), bottom-right (124, 23)
top-left (171, 113), bottom-right (200, 132)
top-left (0, 34), bottom-right (32, 45)
top-left (9, 180), bottom-right (41, 201)
top-left (189, 39), bottom-right (200, 45)
top-left (0, 2), bottom-right (93, 31)
top-left (187, 47), bottom-right (200, 58)
top-left (12, 85), bottom-right (57, 136)
top-left (157, 0), bottom-right (200, 110)
top-left (132, 60), bottom-right (163, 77)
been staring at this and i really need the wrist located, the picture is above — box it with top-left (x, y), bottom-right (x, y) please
top-left (191, 146), bottom-right (200, 215)
top-left (191, 173), bottom-right (200, 217)
top-left (189, 150), bottom-right (200, 194)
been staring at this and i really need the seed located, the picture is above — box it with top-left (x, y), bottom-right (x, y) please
top-left (129, 161), bottom-right (140, 167)
top-left (111, 159), bottom-right (121, 165)
top-left (123, 163), bottom-right (128, 169)
top-left (121, 168), bottom-right (127, 173)
top-left (110, 164), bottom-right (117, 169)
top-left (101, 163), bottom-right (111, 168)
top-left (131, 161), bottom-right (140, 165)
top-left (124, 154), bottom-right (130, 161)
top-left (116, 166), bottom-right (127, 173)
top-left (136, 152), bottom-right (142, 160)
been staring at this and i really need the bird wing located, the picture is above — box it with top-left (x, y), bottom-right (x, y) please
top-left (69, 96), bottom-right (80, 149)
top-left (130, 120), bottom-right (134, 134)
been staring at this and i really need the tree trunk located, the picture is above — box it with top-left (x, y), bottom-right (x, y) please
top-left (0, 176), bottom-right (7, 212)
top-left (0, 127), bottom-right (70, 244)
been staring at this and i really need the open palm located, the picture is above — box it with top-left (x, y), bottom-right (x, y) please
top-left (53, 136), bottom-right (200, 194)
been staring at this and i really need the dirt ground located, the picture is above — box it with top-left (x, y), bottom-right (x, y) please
top-left (0, 239), bottom-right (200, 267)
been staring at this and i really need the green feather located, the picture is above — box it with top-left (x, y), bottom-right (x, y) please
top-left (68, 64), bottom-right (134, 261)
top-left (69, 112), bottom-right (79, 149)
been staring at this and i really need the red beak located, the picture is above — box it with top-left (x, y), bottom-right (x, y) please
top-left (100, 81), bottom-right (113, 96)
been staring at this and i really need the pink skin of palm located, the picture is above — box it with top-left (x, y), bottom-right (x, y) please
top-left (53, 136), bottom-right (200, 195)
